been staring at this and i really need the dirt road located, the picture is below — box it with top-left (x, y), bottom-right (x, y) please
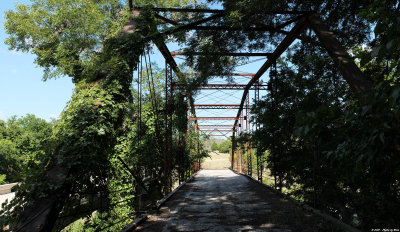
top-left (135, 170), bottom-right (340, 232)
top-left (201, 152), bottom-right (230, 170)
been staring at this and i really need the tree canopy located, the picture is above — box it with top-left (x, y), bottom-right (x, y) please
top-left (0, 114), bottom-right (53, 183)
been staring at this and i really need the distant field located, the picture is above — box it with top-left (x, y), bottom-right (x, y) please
top-left (201, 152), bottom-right (231, 170)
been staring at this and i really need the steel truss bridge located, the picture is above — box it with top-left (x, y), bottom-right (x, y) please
top-left (135, 6), bottom-right (370, 177)
top-left (15, 6), bottom-right (373, 231)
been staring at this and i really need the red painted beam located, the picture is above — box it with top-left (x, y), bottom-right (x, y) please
top-left (195, 104), bottom-right (240, 106)
top-left (198, 125), bottom-right (239, 128)
top-left (174, 84), bottom-right (268, 90)
top-left (190, 117), bottom-right (245, 120)
top-left (171, 52), bottom-right (271, 57)
top-left (193, 104), bottom-right (249, 110)
top-left (200, 84), bottom-right (268, 90)
top-left (206, 134), bottom-right (230, 136)
top-left (183, 73), bottom-right (255, 77)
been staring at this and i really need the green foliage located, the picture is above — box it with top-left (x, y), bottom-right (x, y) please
top-left (0, 114), bottom-right (53, 183)
top-left (217, 140), bottom-right (231, 153)
top-left (2, 0), bottom-right (204, 230)
top-left (250, 8), bottom-right (400, 229)
top-left (0, 175), bottom-right (6, 185)
top-left (327, 81), bottom-right (400, 228)
top-left (358, 0), bottom-right (400, 75)
top-left (3, 2), bottom-right (149, 230)
top-left (3, 0), bottom-right (197, 83)
top-left (2, 0), bottom-right (205, 229)
top-left (211, 141), bottom-right (218, 151)
top-left (4, 0), bottom-right (127, 82)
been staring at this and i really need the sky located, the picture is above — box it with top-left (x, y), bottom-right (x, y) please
top-left (0, 1), bottom-right (270, 134)
top-left (0, 0), bottom-right (75, 122)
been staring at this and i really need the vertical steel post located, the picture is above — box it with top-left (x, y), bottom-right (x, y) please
top-left (169, 65), bottom-right (174, 186)
top-left (236, 148), bottom-right (239, 172)
top-left (239, 110), bottom-right (243, 173)
top-left (231, 131), bottom-right (235, 170)
top-left (246, 93), bottom-right (252, 176)
top-left (255, 79), bottom-right (262, 181)
top-left (164, 62), bottom-right (174, 194)
top-left (196, 125), bottom-right (200, 172)
top-left (271, 66), bottom-right (277, 189)
top-left (187, 99), bottom-right (191, 145)
top-left (241, 149), bottom-right (245, 174)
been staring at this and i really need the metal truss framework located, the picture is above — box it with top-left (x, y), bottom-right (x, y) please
top-left (174, 84), bottom-right (268, 90)
top-left (194, 104), bottom-right (243, 110)
top-left (202, 129), bottom-right (234, 138)
top-left (146, 6), bottom-right (312, 176)
top-left (142, 7), bottom-right (372, 176)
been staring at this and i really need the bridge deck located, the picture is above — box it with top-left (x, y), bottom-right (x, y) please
top-left (135, 170), bottom-right (340, 232)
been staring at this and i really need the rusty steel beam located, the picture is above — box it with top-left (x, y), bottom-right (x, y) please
top-left (153, 37), bottom-right (179, 72)
top-left (207, 134), bottom-right (232, 136)
top-left (152, 36), bottom-right (201, 129)
top-left (197, 84), bottom-right (267, 90)
top-left (206, 134), bottom-right (230, 136)
top-left (155, 13), bottom-right (180, 25)
top-left (190, 117), bottom-right (245, 120)
top-left (175, 84), bottom-right (268, 90)
top-left (204, 131), bottom-right (234, 135)
top-left (233, 16), bottom-right (308, 132)
top-left (198, 125), bottom-right (239, 128)
top-left (171, 52), bottom-right (272, 57)
top-left (202, 128), bottom-right (234, 138)
top-left (183, 73), bottom-right (255, 77)
top-left (194, 104), bottom-right (242, 109)
top-left (195, 103), bottom-right (240, 106)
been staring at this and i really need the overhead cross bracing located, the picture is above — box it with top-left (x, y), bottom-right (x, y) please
top-left (141, 6), bottom-right (372, 178)
top-left (171, 52), bottom-right (272, 57)
top-left (142, 7), bottom-right (316, 176)
top-left (194, 104), bottom-right (245, 110)
top-left (174, 84), bottom-right (268, 90)
top-left (141, 7), bottom-right (312, 142)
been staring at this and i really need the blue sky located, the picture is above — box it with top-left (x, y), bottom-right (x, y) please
top-left (0, 0), bottom-right (75, 121)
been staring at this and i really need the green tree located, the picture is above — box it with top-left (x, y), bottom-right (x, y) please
top-left (218, 140), bottom-right (231, 153)
top-left (2, 1), bottom-right (198, 231)
top-left (244, 1), bottom-right (400, 229)
top-left (0, 114), bottom-right (52, 183)
top-left (211, 141), bottom-right (218, 151)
